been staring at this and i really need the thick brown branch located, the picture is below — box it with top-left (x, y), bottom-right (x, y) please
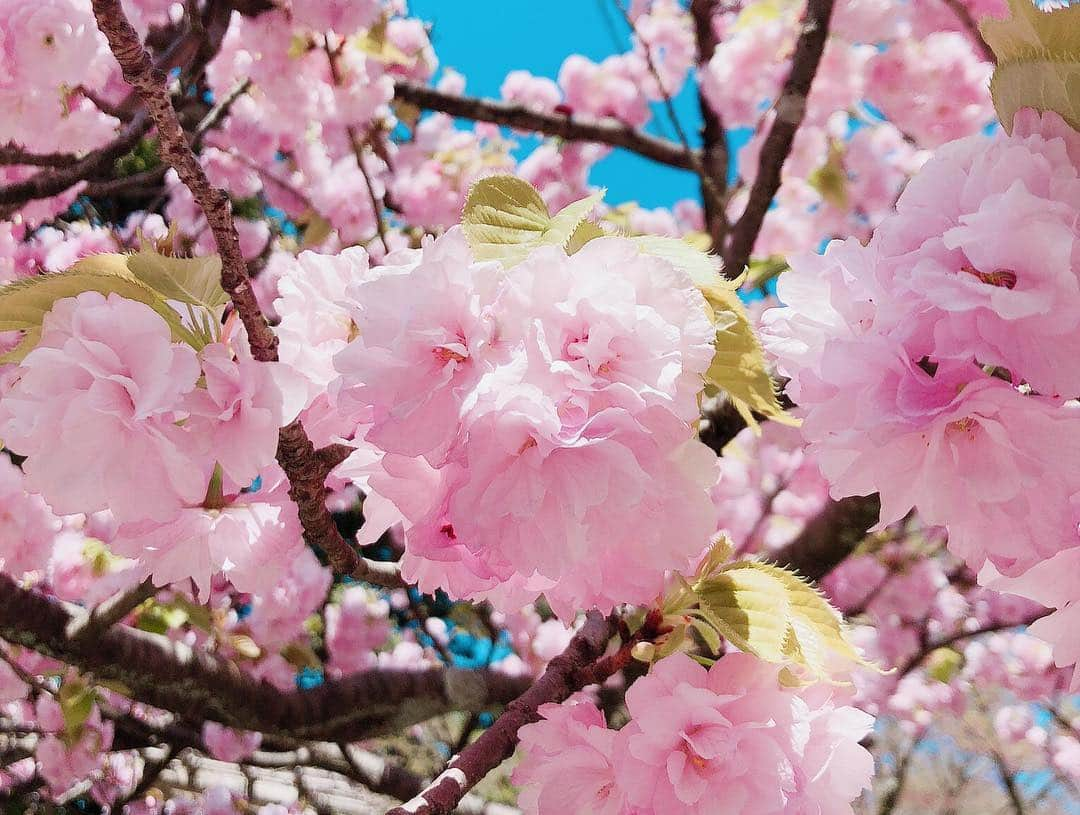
top-left (723, 0), bottom-right (836, 274)
top-left (773, 494), bottom-right (881, 580)
top-left (386, 611), bottom-right (617, 815)
top-left (690, 0), bottom-right (731, 253)
top-left (0, 113), bottom-right (150, 208)
top-left (0, 144), bottom-right (79, 167)
top-left (0, 573), bottom-right (528, 741)
top-left (91, 0), bottom-right (403, 589)
top-left (394, 81), bottom-right (698, 171)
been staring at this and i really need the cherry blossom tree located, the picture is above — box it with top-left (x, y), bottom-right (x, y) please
top-left (0, 0), bottom-right (1076, 813)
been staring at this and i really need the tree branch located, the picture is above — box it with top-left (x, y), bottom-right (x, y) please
top-left (895, 611), bottom-right (1049, 679)
top-left (394, 81), bottom-right (698, 171)
top-left (0, 113), bottom-right (150, 208)
top-left (722, 0), bottom-right (836, 274)
top-left (690, 0), bottom-right (731, 253)
top-left (386, 611), bottom-right (618, 815)
top-left (90, 0), bottom-right (404, 590)
top-left (940, 0), bottom-right (996, 63)
top-left (0, 573), bottom-right (529, 742)
top-left (0, 145), bottom-right (80, 167)
top-left (772, 494), bottom-right (881, 580)
top-left (65, 577), bottom-right (157, 645)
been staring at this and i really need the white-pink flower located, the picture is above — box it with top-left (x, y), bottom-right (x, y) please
top-left (614, 652), bottom-right (874, 815)
top-left (514, 693), bottom-right (629, 815)
top-left (0, 292), bottom-right (207, 523)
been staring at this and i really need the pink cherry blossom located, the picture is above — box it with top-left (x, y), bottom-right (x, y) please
top-left (0, 292), bottom-right (207, 523)
top-left (0, 455), bottom-right (61, 576)
top-left (614, 652), bottom-right (874, 815)
top-left (245, 546), bottom-right (331, 649)
top-left (325, 585), bottom-right (391, 675)
top-left (514, 693), bottom-right (629, 815)
top-left (202, 721), bottom-right (262, 763)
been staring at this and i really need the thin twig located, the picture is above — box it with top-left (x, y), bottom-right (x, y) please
top-left (613, 0), bottom-right (726, 225)
top-left (722, 0), bottom-right (836, 275)
top-left (896, 611), bottom-right (1049, 679)
top-left (323, 40), bottom-right (389, 253)
top-left (394, 80), bottom-right (698, 171)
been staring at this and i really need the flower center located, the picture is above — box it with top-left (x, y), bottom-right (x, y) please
top-left (946, 416), bottom-right (977, 435)
top-left (960, 265), bottom-right (1017, 290)
top-left (432, 345), bottom-right (467, 364)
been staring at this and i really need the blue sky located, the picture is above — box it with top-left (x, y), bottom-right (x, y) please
top-left (408, 0), bottom-right (714, 207)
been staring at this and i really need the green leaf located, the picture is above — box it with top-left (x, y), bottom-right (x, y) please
top-left (57, 680), bottom-right (96, 746)
top-left (124, 252), bottom-right (228, 310)
top-left (694, 559), bottom-right (873, 682)
top-left (980, 0), bottom-right (1080, 132)
top-left (546, 190), bottom-right (605, 247)
top-left (706, 288), bottom-right (797, 431)
top-left (0, 268), bottom-right (201, 352)
top-left (807, 140), bottom-right (849, 210)
top-left (565, 220), bottom-right (606, 254)
top-left (462, 176), bottom-right (606, 266)
top-left (462, 175), bottom-right (553, 265)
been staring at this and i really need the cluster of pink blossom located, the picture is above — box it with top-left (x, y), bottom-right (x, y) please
top-left (709, 420), bottom-right (830, 556)
top-left (325, 229), bottom-right (718, 617)
top-left (763, 110), bottom-right (1080, 681)
top-left (0, 291), bottom-right (308, 595)
top-left (699, 0), bottom-right (996, 255)
top-left (515, 652), bottom-right (874, 815)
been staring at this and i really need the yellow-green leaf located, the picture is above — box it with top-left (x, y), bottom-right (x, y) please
top-left (462, 176), bottom-right (607, 266)
top-left (546, 190), bottom-right (604, 247)
top-left (353, 16), bottom-right (417, 67)
top-left (980, 0), bottom-right (1080, 132)
top-left (628, 235), bottom-right (728, 304)
top-left (694, 559), bottom-right (874, 683)
top-left (565, 219), bottom-right (607, 254)
top-left (696, 563), bottom-right (791, 663)
top-left (926, 647), bottom-right (964, 684)
top-left (0, 269), bottom-right (201, 352)
top-left (0, 326), bottom-right (40, 365)
top-left (299, 209), bottom-right (334, 249)
top-left (706, 288), bottom-right (797, 430)
top-left (462, 175), bottom-right (552, 265)
top-left (57, 680), bottom-right (96, 746)
top-left (626, 236), bottom-right (793, 430)
top-left (807, 140), bottom-right (849, 210)
top-left (124, 252), bottom-right (228, 310)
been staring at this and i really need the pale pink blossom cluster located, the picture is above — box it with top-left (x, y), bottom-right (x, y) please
top-left (763, 112), bottom-right (1080, 613)
top-left (331, 229), bottom-right (718, 617)
top-left (699, 0), bottom-right (991, 256)
top-left (0, 292), bottom-right (306, 595)
top-left (515, 652), bottom-right (874, 815)
top-left (710, 421), bottom-right (830, 555)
